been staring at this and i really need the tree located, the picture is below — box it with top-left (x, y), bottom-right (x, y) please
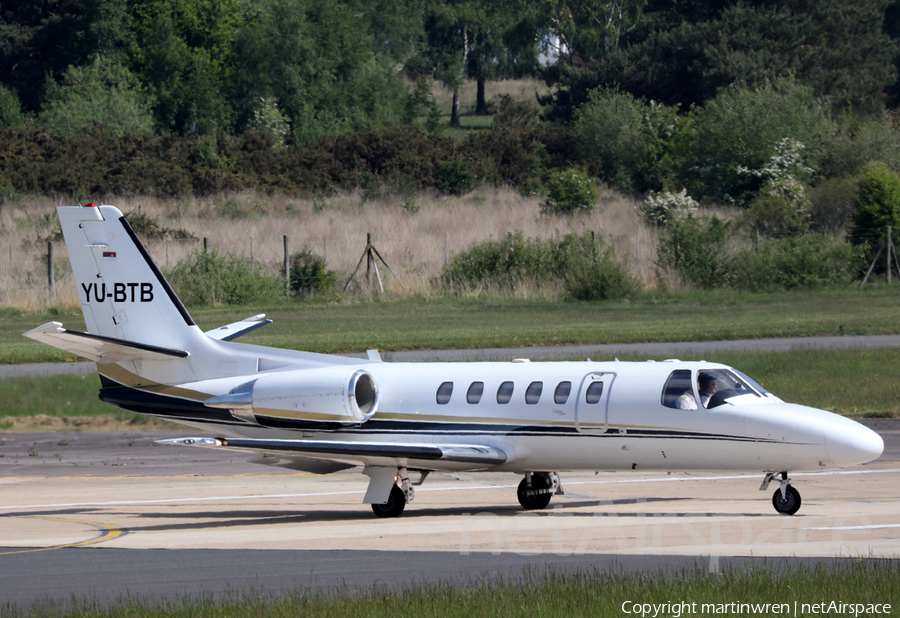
top-left (851, 162), bottom-right (900, 264)
top-left (130, 0), bottom-right (249, 133)
top-left (37, 56), bottom-right (154, 137)
top-left (542, 0), bottom-right (899, 118)
top-left (680, 78), bottom-right (831, 204)
top-left (0, 0), bottom-right (132, 114)
top-left (0, 86), bottom-right (27, 128)
top-left (231, 0), bottom-right (410, 144)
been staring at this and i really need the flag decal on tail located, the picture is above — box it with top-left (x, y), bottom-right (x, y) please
top-left (103, 251), bottom-right (116, 260)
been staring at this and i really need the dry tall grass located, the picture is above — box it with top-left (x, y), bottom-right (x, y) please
top-left (0, 187), bottom-right (661, 309)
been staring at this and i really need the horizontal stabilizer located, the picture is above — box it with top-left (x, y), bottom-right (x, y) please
top-left (23, 322), bottom-right (189, 363)
top-left (158, 437), bottom-right (507, 466)
top-left (204, 314), bottom-right (273, 342)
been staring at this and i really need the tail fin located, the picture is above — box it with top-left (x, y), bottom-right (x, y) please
top-left (60, 204), bottom-right (199, 351)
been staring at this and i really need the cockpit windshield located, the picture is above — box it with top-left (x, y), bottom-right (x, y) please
top-left (702, 369), bottom-right (763, 408)
top-left (662, 368), bottom-right (767, 410)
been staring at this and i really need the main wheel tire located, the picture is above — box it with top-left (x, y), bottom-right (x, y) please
top-left (772, 485), bottom-right (801, 515)
top-left (371, 484), bottom-right (406, 518)
top-left (517, 475), bottom-right (553, 510)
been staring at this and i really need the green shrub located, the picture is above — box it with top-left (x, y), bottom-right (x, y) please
top-left (808, 177), bottom-right (858, 235)
top-left (440, 230), bottom-right (637, 300)
top-left (166, 249), bottom-right (286, 306)
top-left (290, 249), bottom-right (338, 296)
top-left (851, 162), bottom-right (900, 254)
top-left (541, 169), bottom-right (598, 215)
top-left (434, 159), bottom-right (476, 195)
top-left (637, 189), bottom-right (698, 227)
top-left (657, 217), bottom-right (728, 288)
top-left (562, 242), bottom-right (640, 301)
top-left (821, 113), bottom-right (900, 179)
top-left (680, 78), bottom-right (831, 204)
top-left (572, 88), bottom-right (666, 192)
top-left (440, 231), bottom-right (545, 290)
top-left (727, 235), bottom-right (864, 291)
top-left (743, 178), bottom-right (811, 238)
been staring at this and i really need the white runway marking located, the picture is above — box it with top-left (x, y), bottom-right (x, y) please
top-left (1, 467), bottom-right (896, 512)
top-left (800, 524), bottom-right (900, 531)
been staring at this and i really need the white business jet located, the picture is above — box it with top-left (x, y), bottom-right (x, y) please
top-left (25, 205), bottom-right (884, 517)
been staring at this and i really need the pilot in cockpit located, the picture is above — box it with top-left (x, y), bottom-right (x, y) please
top-left (677, 372), bottom-right (717, 410)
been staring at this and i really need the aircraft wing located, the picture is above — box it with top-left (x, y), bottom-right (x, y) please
top-left (23, 322), bottom-right (189, 363)
top-left (204, 314), bottom-right (273, 342)
top-left (158, 436), bottom-right (508, 467)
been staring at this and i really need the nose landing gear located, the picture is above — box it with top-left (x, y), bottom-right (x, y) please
top-left (761, 471), bottom-right (801, 515)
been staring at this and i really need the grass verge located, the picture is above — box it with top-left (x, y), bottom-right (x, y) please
top-left (4, 285), bottom-right (900, 364)
top-left (6, 561), bottom-right (898, 618)
top-left (0, 374), bottom-right (171, 431)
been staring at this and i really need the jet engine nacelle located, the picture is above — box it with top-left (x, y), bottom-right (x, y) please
top-left (208, 367), bottom-right (379, 425)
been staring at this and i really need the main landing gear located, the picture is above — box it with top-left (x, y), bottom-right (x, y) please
top-left (517, 472), bottom-right (563, 510)
top-left (761, 471), bottom-right (801, 515)
top-left (370, 468), bottom-right (429, 518)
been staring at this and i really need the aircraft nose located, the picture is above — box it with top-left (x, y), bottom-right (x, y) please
top-left (826, 419), bottom-right (884, 467)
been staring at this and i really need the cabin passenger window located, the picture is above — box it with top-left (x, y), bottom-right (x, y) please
top-left (436, 382), bottom-right (453, 404)
top-left (525, 381), bottom-right (543, 404)
top-left (467, 382), bottom-right (484, 404)
top-left (662, 370), bottom-right (694, 410)
top-left (585, 381), bottom-right (604, 404)
top-left (497, 381), bottom-right (514, 404)
top-left (554, 381), bottom-right (571, 404)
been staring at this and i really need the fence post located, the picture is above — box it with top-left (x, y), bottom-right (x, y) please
top-left (283, 235), bottom-right (290, 291)
top-left (47, 241), bottom-right (54, 297)
top-left (887, 226), bottom-right (892, 285)
top-left (323, 235), bottom-right (327, 265)
top-left (366, 232), bottom-right (373, 289)
top-left (203, 237), bottom-right (208, 253)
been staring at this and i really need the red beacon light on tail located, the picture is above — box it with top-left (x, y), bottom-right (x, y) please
top-left (83, 202), bottom-right (97, 207)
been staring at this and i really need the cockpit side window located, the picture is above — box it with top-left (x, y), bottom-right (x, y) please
top-left (662, 370), bottom-right (695, 410)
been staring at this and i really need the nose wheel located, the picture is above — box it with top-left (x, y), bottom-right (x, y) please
top-left (772, 484), bottom-right (801, 515)
top-left (761, 471), bottom-right (802, 515)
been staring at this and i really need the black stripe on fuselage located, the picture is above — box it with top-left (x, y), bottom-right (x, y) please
top-left (97, 378), bottom-right (793, 445)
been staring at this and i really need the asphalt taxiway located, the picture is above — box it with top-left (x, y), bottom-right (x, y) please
top-left (1, 422), bottom-right (898, 611)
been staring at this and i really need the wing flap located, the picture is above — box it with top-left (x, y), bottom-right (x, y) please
top-left (23, 322), bottom-right (189, 363)
top-left (157, 436), bottom-right (507, 466)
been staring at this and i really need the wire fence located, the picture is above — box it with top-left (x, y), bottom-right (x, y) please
top-left (2, 226), bottom-right (897, 304)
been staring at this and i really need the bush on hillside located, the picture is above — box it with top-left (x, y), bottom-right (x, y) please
top-left (657, 217), bottom-right (728, 289)
top-left (440, 230), bottom-right (637, 300)
top-left (166, 249), bottom-right (285, 306)
top-left (726, 235), bottom-right (864, 291)
top-left (290, 249), bottom-right (339, 296)
top-left (541, 169), bottom-right (598, 215)
top-left (850, 162), bottom-right (900, 260)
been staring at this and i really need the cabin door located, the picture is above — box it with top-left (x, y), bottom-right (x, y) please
top-left (574, 372), bottom-right (615, 433)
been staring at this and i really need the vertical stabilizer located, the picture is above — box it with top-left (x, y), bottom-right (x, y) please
top-left (60, 204), bottom-right (199, 351)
